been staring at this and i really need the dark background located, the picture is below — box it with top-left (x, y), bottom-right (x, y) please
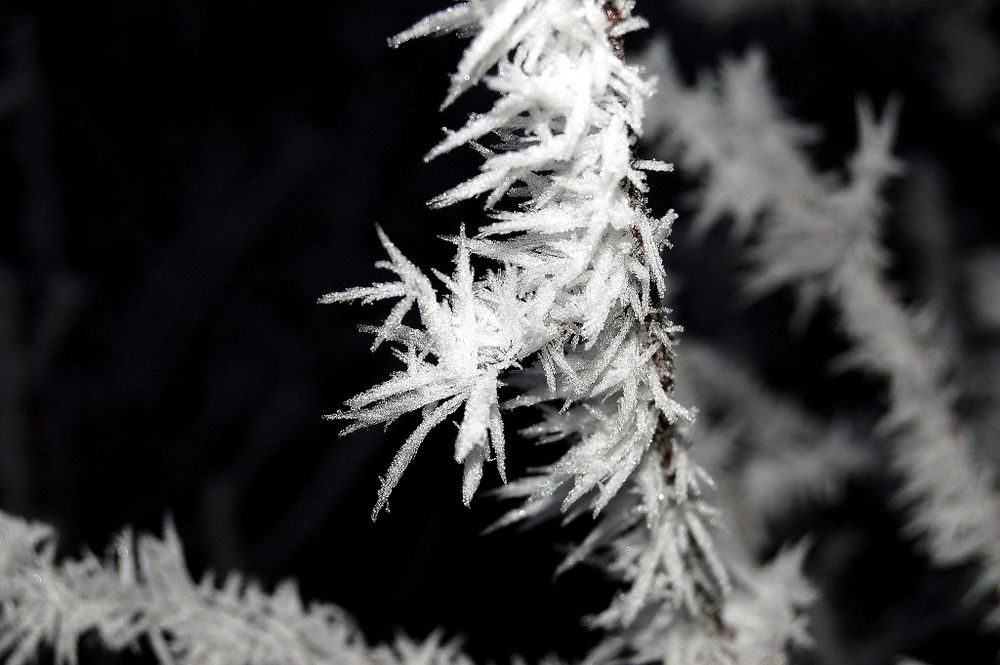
top-left (1, 1), bottom-right (998, 664)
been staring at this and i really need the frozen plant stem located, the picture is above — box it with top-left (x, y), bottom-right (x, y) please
top-left (320, 0), bottom-right (792, 661)
top-left (323, 0), bottom-right (686, 530)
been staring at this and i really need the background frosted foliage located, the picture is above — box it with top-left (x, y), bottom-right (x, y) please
top-left (0, 1), bottom-right (998, 664)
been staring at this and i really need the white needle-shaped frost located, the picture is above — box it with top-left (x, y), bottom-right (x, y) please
top-left (325, 1), bottom-right (690, 520)
top-left (0, 510), bottom-right (479, 665)
top-left (324, 2), bottom-right (777, 661)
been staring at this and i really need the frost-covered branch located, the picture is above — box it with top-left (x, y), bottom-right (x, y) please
top-left (643, 39), bottom-right (1000, 624)
top-left (322, 0), bottom-right (810, 659)
top-left (0, 502), bottom-right (814, 665)
top-left (323, 1), bottom-right (690, 521)
top-left (0, 510), bottom-right (474, 665)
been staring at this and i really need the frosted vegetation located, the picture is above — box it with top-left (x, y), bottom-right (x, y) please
top-left (0, 1), bottom-right (997, 664)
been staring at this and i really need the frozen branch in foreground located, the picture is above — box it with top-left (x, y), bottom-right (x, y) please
top-left (324, 1), bottom-right (690, 520)
top-left (643, 38), bottom-right (1000, 625)
top-left (322, 0), bottom-right (812, 660)
top-left (0, 510), bottom-right (474, 665)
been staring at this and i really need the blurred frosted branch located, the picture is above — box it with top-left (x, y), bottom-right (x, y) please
top-left (643, 38), bottom-right (1000, 625)
top-left (0, 510), bottom-right (475, 665)
top-left (675, 341), bottom-right (873, 551)
top-left (898, 161), bottom-right (1000, 469)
